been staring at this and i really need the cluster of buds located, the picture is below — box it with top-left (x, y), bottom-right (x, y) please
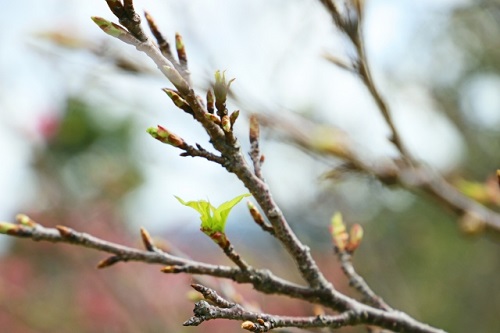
top-left (330, 212), bottom-right (363, 254)
top-left (0, 214), bottom-right (38, 236)
top-left (203, 71), bottom-right (240, 133)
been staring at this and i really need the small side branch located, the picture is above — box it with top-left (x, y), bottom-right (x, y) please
top-left (0, 218), bottom-right (343, 306)
top-left (318, 0), bottom-right (411, 161)
top-left (247, 201), bottom-right (275, 235)
top-left (184, 284), bottom-right (445, 333)
top-left (336, 250), bottom-right (391, 311)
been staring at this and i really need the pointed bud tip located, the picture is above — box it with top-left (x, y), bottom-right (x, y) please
top-left (241, 321), bottom-right (256, 331)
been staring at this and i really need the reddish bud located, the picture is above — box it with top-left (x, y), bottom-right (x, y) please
top-left (221, 115), bottom-right (231, 132)
top-left (147, 125), bottom-right (185, 147)
top-left (249, 115), bottom-right (260, 143)
top-left (204, 113), bottom-right (221, 125)
top-left (346, 223), bottom-right (364, 253)
top-left (140, 227), bottom-right (155, 251)
top-left (206, 90), bottom-right (215, 114)
top-left (175, 32), bottom-right (188, 66)
top-left (97, 255), bottom-right (121, 269)
top-left (56, 225), bottom-right (74, 238)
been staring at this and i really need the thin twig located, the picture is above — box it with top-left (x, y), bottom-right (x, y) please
top-left (0, 2), bottom-right (453, 333)
top-left (2, 219), bottom-right (445, 332)
top-left (318, 0), bottom-right (412, 161)
top-left (336, 250), bottom-right (391, 311)
top-left (219, 241), bottom-right (252, 271)
top-left (184, 284), bottom-right (444, 333)
top-left (93, 12), bottom-right (335, 290)
top-left (1, 221), bottom-right (345, 307)
top-left (258, 112), bottom-right (500, 235)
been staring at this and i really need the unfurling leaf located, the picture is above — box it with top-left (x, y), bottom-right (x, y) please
top-left (213, 70), bottom-right (235, 116)
top-left (175, 193), bottom-right (251, 245)
top-left (330, 212), bottom-right (348, 251)
top-left (345, 223), bottom-right (363, 253)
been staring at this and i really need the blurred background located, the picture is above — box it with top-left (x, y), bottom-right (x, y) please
top-left (1, 0), bottom-right (500, 332)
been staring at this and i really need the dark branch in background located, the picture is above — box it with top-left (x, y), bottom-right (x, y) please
top-left (184, 284), bottom-right (442, 333)
top-left (319, 0), bottom-right (412, 161)
top-left (258, 112), bottom-right (500, 235)
top-left (0, 218), bottom-right (329, 301)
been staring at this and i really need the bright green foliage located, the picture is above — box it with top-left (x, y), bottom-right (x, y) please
top-left (175, 193), bottom-right (251, 234)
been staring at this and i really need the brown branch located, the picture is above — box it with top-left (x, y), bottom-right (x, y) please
top-left (219, 240), bottom-right (252, 271)
top-left (0, 2), bottom-right (451, 333)
top-left (0, 220), bottom-right (340, 306)
top-left (355, 43), bottom-right (412, 161)
top-left (318, 0), bottom-right (411, 161)
top-left (184, 284), bottom-right (445, 333)
top-left (1, 218), bottom-right (445, 332)
top-left (259, 112), bottom-right (500, 236)
top-left (178, 142), bottom-right (226, 164)
top-left (336, 249), bottom-right (391, 311)
top-left (92, 6), bottom-right (335, 290)
top-left (144, 11), bottom-right (174, 60)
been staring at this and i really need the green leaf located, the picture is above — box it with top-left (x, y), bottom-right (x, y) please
top-left (175, 193), bottom-right (251, 233)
